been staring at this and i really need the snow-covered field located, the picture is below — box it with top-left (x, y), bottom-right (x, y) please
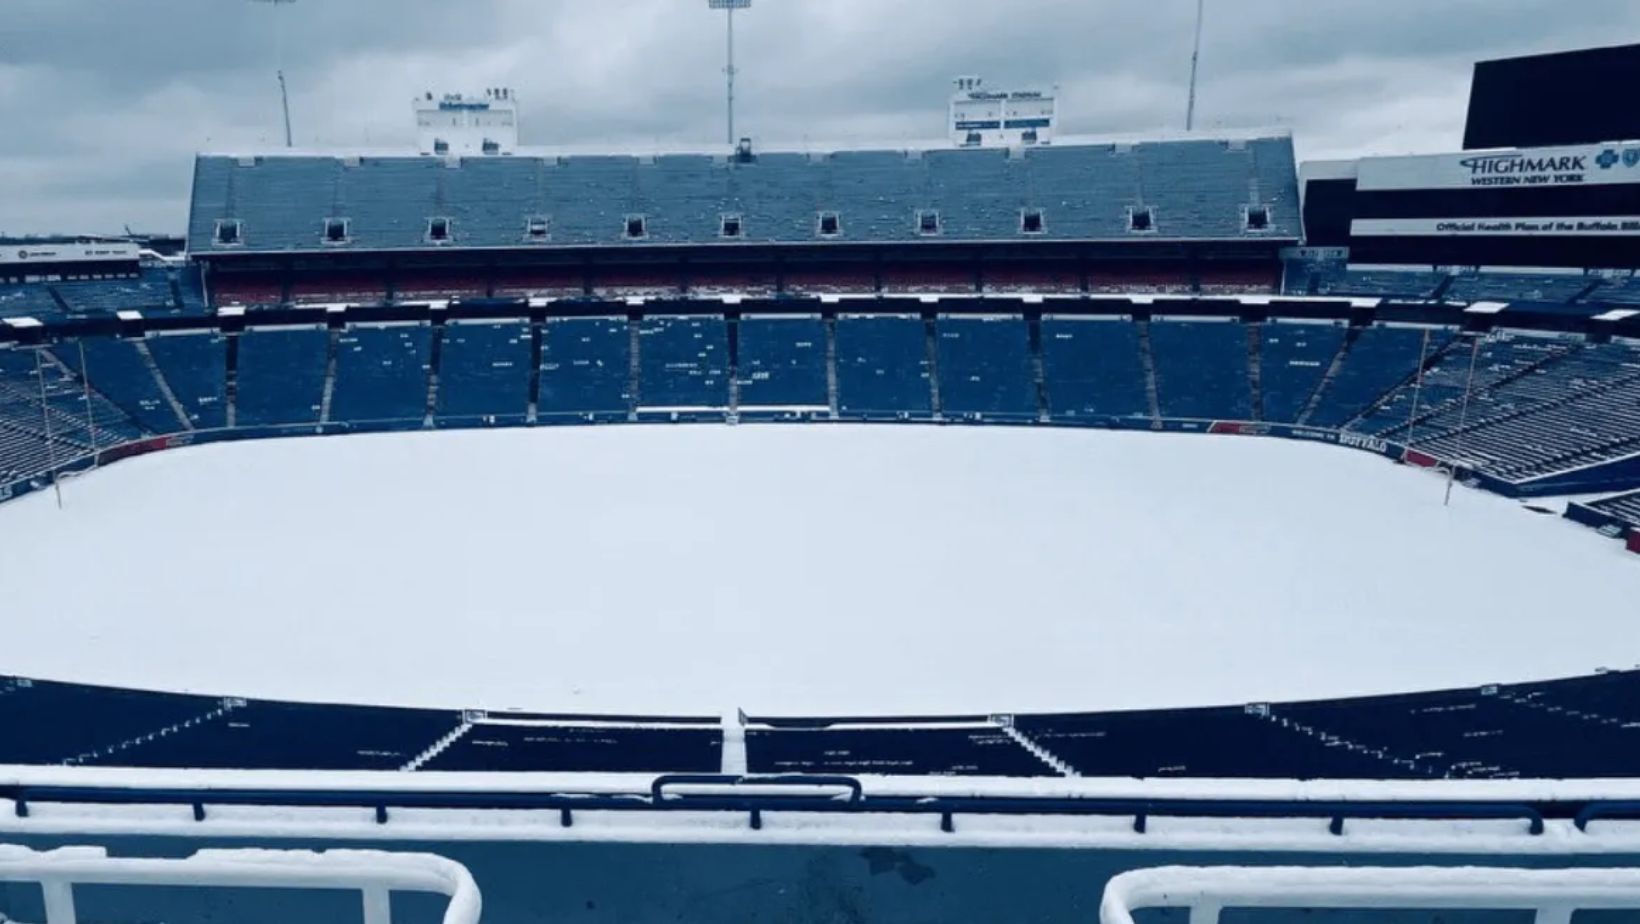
top-left (0, 425), bottom-right (1635, 717)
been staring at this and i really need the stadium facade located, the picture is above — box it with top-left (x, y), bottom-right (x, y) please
top-left (4, 47), bottom-right (1640, 924)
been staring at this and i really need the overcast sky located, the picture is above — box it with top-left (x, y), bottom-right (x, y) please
top-left (1, 0), bottom-right (1635, 236)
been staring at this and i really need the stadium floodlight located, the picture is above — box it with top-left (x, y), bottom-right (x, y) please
top-left (706, 0), bottom-right (753, 147)
top-left (251, 0), bottom-right (297, 148)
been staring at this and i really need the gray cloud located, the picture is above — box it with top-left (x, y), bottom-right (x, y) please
top-left (2, 0), bottom-right (1635, 235)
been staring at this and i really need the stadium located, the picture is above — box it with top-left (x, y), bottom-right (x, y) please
top-left (3, 15), bottom-right (1640, 924)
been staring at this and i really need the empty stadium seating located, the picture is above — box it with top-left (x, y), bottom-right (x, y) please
top-left (235, 325), bottom-right (329, 427)
top-left (1014, 707), bottom-right (1419, 780)
top-left (2, 669), bottom-right (1638, 778)
top-left (1148, 318), bottom-right (1254, 421)
top-left (425, 723), bottom-right (722, 773)
top-left (537, 316), bottom-right (631, 421)
top-left (4, 309), bottom-right (1640, 509)
top-left (0, 283), bottom-right (62, 320)
top-left (100, 700), bottom-right (460, 772)
top-left (636, 315), bottom-right (729, 415)
top-left (834, 315), bottom-right (933, 419)
top-left (435, 320), bottom-right (531, 425)
top-left (747, 726), bottom-right (1048, 777)
top-left (329, 323), bottom-right (432, 424)
top-left (1039, 316), bottom-right (1151, 422)
top-left (0, 678), bottom-right (219, 766)
top-left (1591, 490), bottom-right (1640, 527)
top-left (735, 315), bottom-right (829, 416)
top-left (187, 138), bottom-right (1302, 254)
top-left (53, 337), bottom-right (183, 434)
top-left (146, 331), bottom-right (229, 430)
top-left (1259, 322), bottom-right (1346, 424)
top-left (934, 316), bottom-right (1038, 421)
top-left (1305, 325), bottom-right (1444, 428)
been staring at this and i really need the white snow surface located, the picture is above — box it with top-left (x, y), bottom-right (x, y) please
top-left (1, 425), bottom-right (1635, 717)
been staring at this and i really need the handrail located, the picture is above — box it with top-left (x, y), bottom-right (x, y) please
top-left (650, 774), bottom-right (865, 804)
top-left (1101, 865), bottom-right (1640, 924)
top-left (0, 783), bottom-right (1549, 835)
top-left (0, 845), bottom-right (480, 924)
top-left (1575, 801), bottom-right (1640, 831)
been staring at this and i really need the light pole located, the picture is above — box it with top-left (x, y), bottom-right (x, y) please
top-left (251, 0), bottom-right (296, 147)
top-left (707, 0), bottom-right (752, 147)
top-left (1185, 0), bottom-right (1205, 131)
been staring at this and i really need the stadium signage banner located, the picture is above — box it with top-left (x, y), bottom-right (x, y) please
top-left (1358, 143), bottom-right (1640, 191)
top-left (0, 242), bottom-right (140, 265)
top-left (1353, 217), bottom-right (1640, 237)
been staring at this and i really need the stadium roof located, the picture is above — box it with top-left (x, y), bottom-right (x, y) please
top-left (186, 135), bottom-right (1301, 255)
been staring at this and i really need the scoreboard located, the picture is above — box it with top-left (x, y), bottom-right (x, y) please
top-left (1465, 44), bottom-right (1640, 151)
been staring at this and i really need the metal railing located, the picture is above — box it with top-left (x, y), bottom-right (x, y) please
top-left (0, 845), bottom-right (480, 924)
top-left (0, 777), bottom-right (1554, 836)
top-left (1102, 865), bottom-right (1640, 924)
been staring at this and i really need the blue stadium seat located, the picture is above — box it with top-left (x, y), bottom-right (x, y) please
top-left (425, 723), bottom-right (722, 773)
top-left (107, 700), bottom-right (461, 772)
top-left (935, 316), bottom-right (1038, 420)
top-left (637, 315), bottom-right (729, 416)
top-left (235, 326), bottom-right (329, 427)
top-left (435, 320), bottom-right (531, 425)
top-left (735, 315), bottom-right (829, 417)
top-left (329, 323), bottom-right (432, 425)
top-left (1015, 708), bottom-right (1426, 780)
top-left (538, 316), bottom-right (631, 421)
top-left (54, 269), bottom-right (178, 317)
top-left (1307, 325), bottom-right (1446, 429)
top-left (146, 331), bottom-right (228, 430)
top-left (835, 315), bottom-right (932, 419)
top-left (0, 678), bottom-right (220, 765)
top-left (54, 336), bottom-right (184, 434)
top-left (1260, 322), bottom-right (1346, 424)
top-left (0, 283), bottom-right (63, 321)
top-left (1040, 317), bottom-right (1150, 422)
top-left (1148, 319), bottom-right (1253, 421)
top-left (748, 726), bottom-right (1049, 777)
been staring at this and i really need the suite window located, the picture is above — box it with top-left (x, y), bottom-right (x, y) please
top-left (817, 211), bottom-right (842, 238)
top-left (323, 218), bottom-right (350, 244)
top-left (1128, 206), bottom-right (1156, 233)
top-left (215, 219), bottom-right (242, 246)
top-left (624, 214), bottom-right (648, 239)
top-left (426, 217), bottom-right (452, 242)
top-left (1020, 208), bottom-right (1045, 235)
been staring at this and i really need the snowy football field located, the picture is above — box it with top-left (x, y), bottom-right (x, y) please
top-left (1, 424), bottom-right (1635, 716)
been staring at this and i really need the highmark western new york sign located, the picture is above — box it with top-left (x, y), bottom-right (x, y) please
top-left (1359, 143), bottom-right (1640, 191)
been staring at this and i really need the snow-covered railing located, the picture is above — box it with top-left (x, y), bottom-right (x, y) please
top-left (0, 780), bottom-right (1552, 836)
top-left (1101, 865), bottom-right (1640, 924)
top-left (0, 845), bottom-right (480, 924)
